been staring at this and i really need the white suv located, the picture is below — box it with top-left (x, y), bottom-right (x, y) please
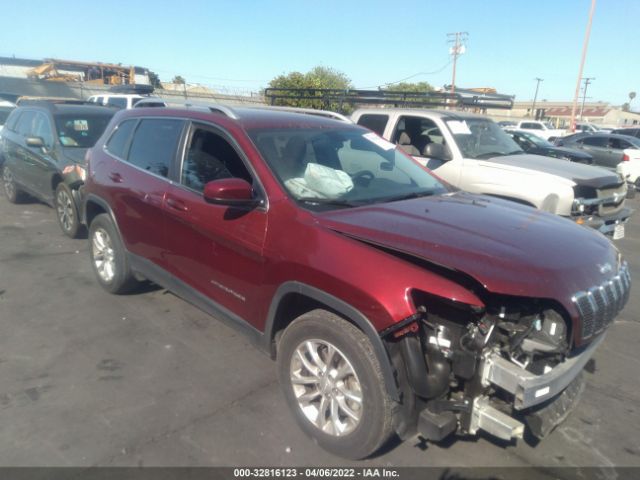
top-left (87, 94), bottom-right (145, 109)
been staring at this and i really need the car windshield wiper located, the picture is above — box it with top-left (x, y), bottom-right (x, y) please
top-left (474, 151), bottom-right (510, 159)
top-left (376, 190), bottom-right (436, 204)
top-left (297, 197), bottom-right (359, 208)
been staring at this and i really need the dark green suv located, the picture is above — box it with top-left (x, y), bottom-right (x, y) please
top-left (1, 101), bottom-right (115, 237)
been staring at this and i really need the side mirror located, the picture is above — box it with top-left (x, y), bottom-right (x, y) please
top-left (203, 178), bottom-right (259, 207)
top-left (26, 136), bottom-right (44, 148)
top-left (424, 143), bottom-right (451, 161)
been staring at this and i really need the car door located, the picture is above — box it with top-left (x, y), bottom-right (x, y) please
top-left (106, 117), bottom-right (186, 267)
top-left (8, 110), bottom-right (37, 190)
top-left (22, 111), bottom-right (58, 202)
top-left (163, 122), bottom-right (268, 325)
top-left (579, 136), bottom-right (609, 167)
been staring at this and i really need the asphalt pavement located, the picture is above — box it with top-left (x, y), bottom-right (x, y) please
top-left (0, 194), bottom-right (639, 473)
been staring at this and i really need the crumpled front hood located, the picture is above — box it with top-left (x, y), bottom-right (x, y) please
top-left (482, 154), bottom-right (621, 188)
top-left (317, 192), bottom-right (620, 310)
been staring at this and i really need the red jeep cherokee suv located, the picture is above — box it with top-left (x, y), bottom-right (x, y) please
top-left (83, 105), bottom-right (630, 459)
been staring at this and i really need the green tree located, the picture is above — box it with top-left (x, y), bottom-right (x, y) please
top-left (267, 66), bottom-right (353, 112)
top-left (172, 75), bottom-right (186, 85)
top-left (382, 81), bottom-right (434, 93)
top-left (147, 70), bottom-right (162, 89)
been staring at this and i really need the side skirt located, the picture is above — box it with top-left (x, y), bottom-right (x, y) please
top-left (128, 253), bottom-right (267, 353)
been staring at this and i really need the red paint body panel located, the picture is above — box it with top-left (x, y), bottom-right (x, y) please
top-left (86, 108), bottom-right (623, 348)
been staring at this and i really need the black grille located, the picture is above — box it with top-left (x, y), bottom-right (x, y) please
top-left (572, 263), bottom-right (631, 340)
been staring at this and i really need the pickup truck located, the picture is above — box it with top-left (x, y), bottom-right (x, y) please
top-left (508, 120), bottom-right (566, 140)
top-left (352, 108), bottom-right (632, 239)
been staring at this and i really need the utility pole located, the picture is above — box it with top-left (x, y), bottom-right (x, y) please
top-left (579, 77), bottom-right (595, 120)
top-left (447, 32), bottom-right (468, 99)
top-left (531, 78), bottom-right (544, 119)
top-left (569, 0), bottom-right (596, 132)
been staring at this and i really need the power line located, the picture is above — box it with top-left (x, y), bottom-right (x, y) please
top-left (359, 60), bottom-right (452, 89)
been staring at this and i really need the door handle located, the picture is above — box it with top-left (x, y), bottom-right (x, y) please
top-left (166, 197), bottom-right (188, 212)
top-left (108, 172), bottom-right (123, 183)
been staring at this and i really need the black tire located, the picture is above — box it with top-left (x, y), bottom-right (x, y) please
top-left (54, 183), bottom-right (82, 238)
top-left (2, 166), bottom-right (25, 203)
top-left (277, 309), bottom-right (394, 459)
top-left (88, 213), bottom-right (138, 294)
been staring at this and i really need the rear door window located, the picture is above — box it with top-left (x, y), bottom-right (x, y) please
top-left (106, 97), bottom-right (127, 109)
top-left (2, 109), bottom-right (19, 130)
top-left (581, 136), bottom-right (608, 147)
top-left (609, 138), bottom-right (632, 150)
top-left (105, 119), bottom-right (137, 158)
top-left (127, 119), bottom-right (185, 178)
top-left (15, 111), bottom-right (37, 136)
top-left (356, 114), bottom-right (389, 136)
top-left (521, 122), bottom-right (542, 130)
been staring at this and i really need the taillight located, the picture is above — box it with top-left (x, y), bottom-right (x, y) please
top-left (622, 153), bottom-right (630, 161)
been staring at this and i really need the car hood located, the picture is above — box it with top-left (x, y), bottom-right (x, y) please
top-left (61, 147), bottom-right (89, 165)
top-left (482, 153), bottom-right (621, 188)
top-left (316, 192), bottom-right (619, 310)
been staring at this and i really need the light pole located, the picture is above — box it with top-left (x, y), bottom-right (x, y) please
top-left (531, 78), bottom-right (543, 118)
top-left (570, 0), bottom-right (596, 131)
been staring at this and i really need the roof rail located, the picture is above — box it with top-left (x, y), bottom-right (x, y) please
top-left (248, 105), bottom-right (352, 123)
top-left (16, 97), bottom-right (93, 107)
top-left (134, 99), bottom-right (240, 119)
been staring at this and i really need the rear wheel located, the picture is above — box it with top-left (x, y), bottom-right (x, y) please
top-left (54, 183), bottom-right (81, 238)
top-left (2, 166), bottom-right (24, 203)
top-left (88, 213), bottom-right (138, 294)
top-left (277, 310), bottom-right (394, 459)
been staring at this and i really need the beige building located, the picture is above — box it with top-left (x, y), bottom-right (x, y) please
top-left (487, 100), bottom-right (640, 129)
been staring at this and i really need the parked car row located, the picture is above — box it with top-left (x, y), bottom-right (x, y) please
top-left (0, 101), bottom-right (633, 459)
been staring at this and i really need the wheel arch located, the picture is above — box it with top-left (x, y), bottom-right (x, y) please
top-left (83, 194), bottom-right (124, 241)
top-left (264, 281), bottom-right (400, 401)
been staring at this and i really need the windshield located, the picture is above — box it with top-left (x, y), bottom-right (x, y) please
top-left (446, 118), bottom-right (523, 159)
top-left (55, 113), bottom-right (114, 148)
top-left (519, 131), bottom-right (553, 147)
top-left (248, 127), bottom-right (448, 209)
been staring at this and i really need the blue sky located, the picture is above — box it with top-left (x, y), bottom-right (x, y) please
top-left (1, 0), bottom-right (638, 106)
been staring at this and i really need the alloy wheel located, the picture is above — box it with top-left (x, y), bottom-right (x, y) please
top-left (56, 188), bottom-right (74, 232)
top-left (290, 339), bottom-right (363, 437)
top-left (92, 227), bottom-right (116, 283)
top-left (3, 167), bottom-right (15, 199)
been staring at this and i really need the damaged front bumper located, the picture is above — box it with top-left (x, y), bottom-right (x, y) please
top-left (468, 334), bottom-right (603, 441)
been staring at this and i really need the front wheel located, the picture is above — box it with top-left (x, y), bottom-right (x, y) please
top-left (277, 310), bottom-right (394, 459)
top-left (2, 166), bottom-right (25, 203)
top-left (55, 183), bottom-right (82, 238)
top-left (88, 213), bottom-right (138, 294)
